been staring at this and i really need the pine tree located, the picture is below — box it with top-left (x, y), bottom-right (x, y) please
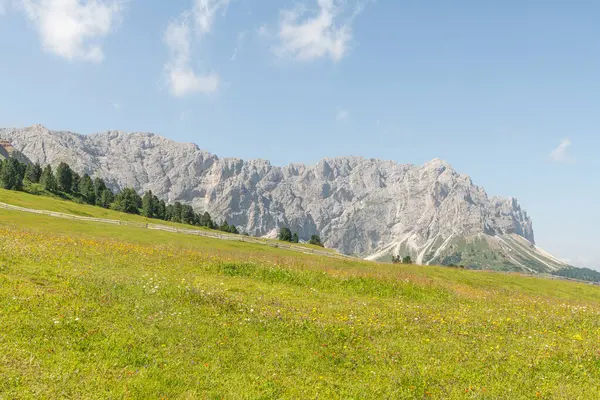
top-left (181, 204), bottom-right (195, 225)
top-left (292, 232), bottom-right (299, 243)
top-left (220, 220), bottom-right (230, 232)
top-left (164, 204), bottom-right (173, 221)
top-left (200, 211), bottom-right (213, 228)
top-left (152, 195), bottom-right (161, 218)
top-left (94, 178), bottom-right (108, 206)
top-left (0, 158), bottom-right (24, 190)
top-left (309, 235), bottom-right (324, 247)
top-left (71, 172), bottom-right (80, 193)
top-left (402, 255), bottom-right (412, 264)
top-left (111, 188), bottom-right (141, 214)
top-left (55, 162), bottom-right (73, 193)
top-left (157, 200), bottom-right (166, 220)
top-left (172, 202), bottom-right (182, 223)
top-left (141, 190), bottom-right (155, 218)
top-left (99, 189), bottom-right (114, 208)
top-left (78, 174), bottom-right (96, 205)
top-left (40, 165), bottom-right (57, 192)
top-left (25, 162), bottom-right (42, 183)
top-left (229, 225), bottom-right (239, 234)
top-left (278, 227), bottom-right (292, 242)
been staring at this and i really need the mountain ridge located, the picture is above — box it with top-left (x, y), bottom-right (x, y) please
top-left (0, 124), bottom-right (569, 272)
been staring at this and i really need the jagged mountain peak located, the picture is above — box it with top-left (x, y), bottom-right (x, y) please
top-left (0, 126), bottom-right (567, 272)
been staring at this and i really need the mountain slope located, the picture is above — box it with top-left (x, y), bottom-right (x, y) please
top-left (0, 124), bottom-right (569, 272)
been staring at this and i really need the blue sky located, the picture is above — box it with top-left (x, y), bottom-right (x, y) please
top-left (0, 0), bottom-right (598, 269)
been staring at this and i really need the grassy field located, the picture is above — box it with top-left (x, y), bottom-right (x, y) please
top-left (0, 188), bottom-right (334, 254)
top-left (0, 196), bottom-right (599, 398)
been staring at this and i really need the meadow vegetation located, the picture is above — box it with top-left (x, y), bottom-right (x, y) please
top-left (1, 194), bottom-right (599, 399)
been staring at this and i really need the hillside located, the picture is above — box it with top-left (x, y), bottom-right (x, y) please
top-left (0, 125), bottom-right (569, 272)
top-left (1, 194), bottom-right (599, 398)
top-left (0, 189), bottom-right (338, 258)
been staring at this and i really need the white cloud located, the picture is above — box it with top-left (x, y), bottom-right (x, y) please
top-left (0, 0), bottom-right (8, 15)
top-left (168, 65), bottom-right (220, 97)
top-left (549, 138), bottom-right (573, 163)
top-left (276, 0), bottom-right (367, 62)
top-left (193, 0), bottom-right (229, 35)
top-left (18, 0), bottom-right (124, 63)
top-left (164, 0), bottom-right (227, 97)
top-left (336, 108), bottom-right (349, 121)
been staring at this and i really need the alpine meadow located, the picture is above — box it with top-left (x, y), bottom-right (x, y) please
top-left (1, 189), bottom-right (599, 399)
top-left (2, 0), bottom-right (600, 399)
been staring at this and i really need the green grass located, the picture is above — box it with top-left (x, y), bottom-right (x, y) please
top-left (0, 188), bottom-right (334, 254)
top-left (0, 194), bottom-right (599, 399)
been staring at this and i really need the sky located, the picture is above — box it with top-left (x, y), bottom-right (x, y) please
top-left (0, 0), bottom-right (599, 270)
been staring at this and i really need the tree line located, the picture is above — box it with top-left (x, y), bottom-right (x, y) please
top-left (1, 157), bottom-right (330, 243)
top-left (392, 255), bottom-right (413, 264)
top-left (277, 227), bottom-right (323, 247)
top-left (551, 267), bottom-right (600, 283)
top-left (0, 158), bottom-right (242, 234)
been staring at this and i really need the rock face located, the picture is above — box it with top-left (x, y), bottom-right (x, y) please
top-left (0, 140), bottom-right (29, 163)
top-left (0, 125), bottom-right (568, 272)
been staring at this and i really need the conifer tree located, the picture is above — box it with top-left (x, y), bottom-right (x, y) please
top-left (309, 235), bottom-right (324, 247)
top-left (99, 189), bottom-right (114, 208)
top-left (220, 220), bottom-right (230, 232)
top-left (55, 162), bottom-right (73, 193)
top-left (151, 195), bottom-right (161, 218)
top-left (292, 232), bottom-right (299, 243)
top-left (181, 204), bottom-right (195, 225)
top-left (157, 199), bottom-right (166, 220)
top-left (111, 188), bottom-right (141, 214)
top-left (71, 171), bottom-right (80, 193)
top-left (25, 162), bottom-right (42, 183)
top-left (165, 204), bottom-right (175, 221)
top-left (78, 174), bottom-right (96, 205)
top-left (93, 177), bottom-right (108, 205)
top-left (278, 227), bottom-right (292, 242)
top-left (200, 211), bottom-right (213, 228)
top-left (0, 158), bottom-right (24, 190)
top-left (40, 165), bottom-right (57, 192)
top-left (172, 202), bottom-right (182, 223)
top-left (141, 190), bottom-right (155, 218)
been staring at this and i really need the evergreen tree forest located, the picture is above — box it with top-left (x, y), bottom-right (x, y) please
top-left (0, 158), bottom-right (236, 233)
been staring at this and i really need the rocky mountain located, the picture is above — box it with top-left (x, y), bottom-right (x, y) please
top-left (0, 125), bottom-right (569, 273)
top-left (0, 140), bottom-right (29, 163)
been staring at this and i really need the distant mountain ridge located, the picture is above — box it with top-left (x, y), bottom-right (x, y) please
top-left (0, 124), bottom-right (569, 272)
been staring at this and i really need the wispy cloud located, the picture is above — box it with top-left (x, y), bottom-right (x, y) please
top-left (275, 0), bottom-right (368, 62)
top-left (164, 0), bottom-right (227, 97)
top-left (18, 0), bottom-right (125, 63)
top-left (163, 0), bottom-right (226, 97)
top-left (549, 138), bottom-right (573, 163)
top-left (336, 108), bottom-right (349, 121)
top-left (0, 0), bottom-right (8, 15)
top-left (193, 0), bottom-right (229, 35)
top-left (112, 102), bottom-right (120, 110)
top-left (230, 31), bottom-right (246, 61)
top-left (164, 17), bottom-right (219, 97)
